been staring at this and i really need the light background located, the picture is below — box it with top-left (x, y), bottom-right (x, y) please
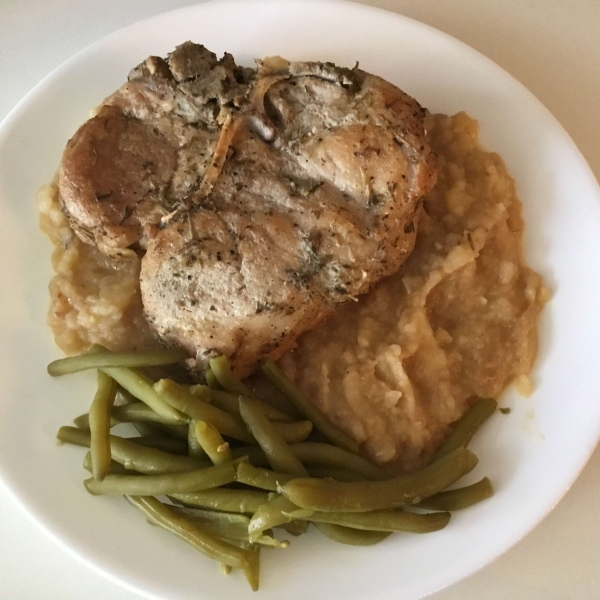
top-left (1, 0), bottom-right (599, 598)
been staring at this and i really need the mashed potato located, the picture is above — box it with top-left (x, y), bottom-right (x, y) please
top-left (38, 112), bottom-right (548, 471)
top-left (280, 112), bottom-right (549, 470)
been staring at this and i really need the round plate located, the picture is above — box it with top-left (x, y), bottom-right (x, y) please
top-left (0, 1), bottom-right (599, 599)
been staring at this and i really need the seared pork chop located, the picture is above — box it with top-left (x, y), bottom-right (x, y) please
top-left (59, 43), bottom-right (252, 257)
top-left (59, 44), bottom-right (437, 377)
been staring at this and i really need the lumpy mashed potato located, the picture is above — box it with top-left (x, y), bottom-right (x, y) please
top-left (38, 183), bottom-right (158, 354)
top-left (38, 112), bottom-right (548, 471)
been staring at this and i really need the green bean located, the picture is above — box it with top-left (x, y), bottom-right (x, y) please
top-left (83, 452), bottom-right (138, 476)
top-left (58, 427), bottom-right (207, 474)
top-left (168, 506), bottom-right (252, 536)
top-left (168, 507), bottom-right (288, 548)
top-left (209, 355), bottom-right (252, 396)
top-left (205, 387), bottom-right (295, 423)
top-left (85, 462), bottom-right (236, 495)
top-left (115, 387), bottom-right (138, 405)
top-left (290, 443), bottom-right (389, 481)
top-left (170, 489), bottom-right (270, 514)
top-left (57, 425), bottom-right (93, 448)
top-left (74, 414), bottom-right (188, 454)
top-left (239, 397), bottom-right (308, 477)
top-left (277, 520), bottom-right (309, 536)
top-left (160, 423), bottom-right (189, 440)
top-left (187, 421), bottom-right (206, 458)
top-left (416, 477), bottom-right (494, 511)
top-left (131, 435), bottom-right (188, 456)
top-left (100, 368), bottom-right (185, 423)
top-left (272, 420), bottom-right (313, 444)
top-left (230, 445), bottom-right (270, 467)
top-left (312, 522), bottom-right (391, 546)
top-left (48, 348), bottom-right (188, 376)
top-left (89, 371), bottom-right (118, 481)
top-left (434, 398), bottom-right (497, 460)
top-left (159, 380), bottom-right (308, 444)
top-left (261, 360), bottom-right (359, 454)
top-left (194, 420), bottom-right (232, 465)
top-left (243, 545), bottom-right (261, 592)
top-left (109, 439), bottom-right (208, 474)
top-left (281, 447), bottom-right (478, 512)
top-left (292, 509), bottom-right (450, 533)
top-left (235, 462), bottom-right (295, 492)
top-left (76, 403), bottom-right (184, 430)
top-left (205, 368), bottom-right (221, 390)
top-left (248, 495), bottom-right (302, 542)
top-left (111, 402), bottom-right (183, 426)
top-left (155, 379), bottom-right (253, 443)
top-left (125, 495), bottom-right (252, 573)
top-left (132, 421), bottom-right (165, 438)
top-left (305, 467), bottom-right (365, 482)
top-left (231, 443), bottom-right (389, 481)
top-left (73, 413), bottom-right (118, 430)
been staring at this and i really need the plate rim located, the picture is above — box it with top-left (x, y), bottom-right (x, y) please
top-left (1, 1), bottom-right (600, 599)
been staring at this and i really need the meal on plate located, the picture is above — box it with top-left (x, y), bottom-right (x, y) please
top-left (40, 42), bottom-right (548, 588)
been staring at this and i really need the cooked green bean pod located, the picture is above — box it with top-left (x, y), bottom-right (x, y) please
top-left (125, 495), bottom-right (252, 573)
top-left (281, 448), bottom-right (478, 512)
top-left (289, 509), bottom-right (451, 533)
top-left (58, 427), bottom-right (207, 474)
top-left (187, 421), bottom-right (206, 459)
top-left (230, 445), bottom-right (270, 467)
top-left (290, 443), bottom-right (389, 481)
top-left (416, 477), bottom-right (494, 511)
top-left (170, 489), bottom-right (270, 514)
top-left (305, 467), bottom-right (365, 482)
top-left (248, 494), bottom-right (302, 542)
top-left (57, 425), bottom-right (93, 447)
top-left (239, 397), bottom-right (308, 477)
top-left (73, 413), bottom-right (118, 430)
top-left (277, 520), bottom-right (309, 536)
top-left (48, 348), bottom-right (187, 376)
top-left (89, 371), bottom-right (118, 481)
top-left (243, 545), bottom-right (261, 592)
top-left (312, 522), bottom-right (391, 546)
top-left (205, 368), bottom-right (221, 390)
top-left (111, 402), bottom-right (182, 426)
top-left (235, 462), bottom-right (295, 492)
top-left (132, 421), bottom-right (165, 439)
top-left (100, 368), bottom-right (184, 423)
top-left (83, 452), bottom-right (138, 476)
top-left (209, 355), bottom-right (252, 396)
top-left (260, 360), bottom-right (359, 454)
top-left (168, 507), bottom-right (288, 548)
top-left (271, 420), bottom-right (313, 444)
top-left (85, 462), bottom-right (236, 495)
top-left (160, 423), bottom-right (189, 440)
top-left (109, 439), bottom-right (209, 474)
top-left (434, 397), bottom-right (497, 460)
top-left (205, 387), bottom-right (295, 423)
top-left (194, 420), bottom-right (232, 465)
top-left (231, 443), bottom-right (388, 481)
top-left (155, 379), bottom-right (253, 442)
top-left (130, 435), bottom-right (188, 456)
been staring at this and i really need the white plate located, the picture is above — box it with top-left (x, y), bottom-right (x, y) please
top-left (1, 1), bottom-right (599, 599)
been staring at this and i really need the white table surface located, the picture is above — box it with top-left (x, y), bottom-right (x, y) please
top-left (1, 0), bottom-right (599, 598)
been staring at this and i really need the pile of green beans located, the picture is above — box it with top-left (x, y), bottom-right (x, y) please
top-left (50, 349), bottom-right (497, 591)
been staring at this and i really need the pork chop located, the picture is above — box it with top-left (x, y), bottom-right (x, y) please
top-left (58, 44), bottom-right (437, 378)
